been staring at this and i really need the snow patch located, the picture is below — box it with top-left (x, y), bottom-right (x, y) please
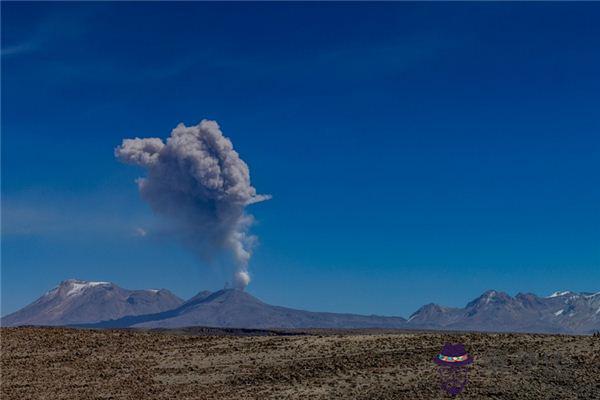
top-left (66, 281), bottom-right (110, 297)
top-left (554, 309), bottom-right (564, 316)
top-left (547, 291), bottom-right (572, 298)
top-left (484, 290), bottom-right (497, 304)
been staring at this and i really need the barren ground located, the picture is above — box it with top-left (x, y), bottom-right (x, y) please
top-left (1, 327), bottom-right (599, 399)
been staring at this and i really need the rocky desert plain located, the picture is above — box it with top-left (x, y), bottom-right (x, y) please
top-left (1, 327), bottom-right (599, 399)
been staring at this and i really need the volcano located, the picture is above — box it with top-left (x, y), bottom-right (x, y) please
top-left (81, 288), bottom-right (408, 329)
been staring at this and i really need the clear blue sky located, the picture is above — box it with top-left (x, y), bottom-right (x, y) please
top-left (2, 3), bottom-right (599, 317)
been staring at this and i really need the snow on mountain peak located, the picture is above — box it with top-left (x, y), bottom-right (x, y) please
top-left (65, 280), bottom-right (111, 297)
top-left (484, 290), bottom-right (497, 304)
top-left (547, 291), bottom-right (573, 298)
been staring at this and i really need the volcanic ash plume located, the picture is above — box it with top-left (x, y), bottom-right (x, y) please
top-left (115, 119), bottom-right (270, 289)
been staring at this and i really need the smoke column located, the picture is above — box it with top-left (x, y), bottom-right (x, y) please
top-left (115, 119), bottom-right (270, 289)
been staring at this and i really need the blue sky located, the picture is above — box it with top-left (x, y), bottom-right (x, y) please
top-left (2, 3), bottom-right (599, 317)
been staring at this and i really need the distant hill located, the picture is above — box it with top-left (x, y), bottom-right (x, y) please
top-left (1, 279), bottom-right (183, 326)
top-left (407, 290), bottom-right (600, 334)
top-left (3, 279), bottom-right (599, 334)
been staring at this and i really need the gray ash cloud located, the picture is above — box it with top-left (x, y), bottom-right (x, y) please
top-left (116, 119), bottom-right (270, 288)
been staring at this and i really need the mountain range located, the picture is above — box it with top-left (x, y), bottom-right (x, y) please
top-left (2, 280), bottom-right (599, 334)
top-left (408, 290), bottom-right (600, 334)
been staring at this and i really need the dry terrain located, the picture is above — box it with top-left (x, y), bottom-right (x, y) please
top-left (1, 327), bottom-right (599, 399)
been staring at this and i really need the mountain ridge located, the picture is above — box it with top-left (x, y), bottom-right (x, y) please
top-left (1, 279), bottom-right (184, 327)
top-left (87, 288), bottom-right (408, 330)
top-left (2, 280), bottom-right (599, 334)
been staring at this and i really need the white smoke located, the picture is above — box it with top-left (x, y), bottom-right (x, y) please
top-left (115, 119), bottom-right (270, 289)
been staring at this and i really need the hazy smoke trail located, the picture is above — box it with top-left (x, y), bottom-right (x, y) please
top-left (115, 119), bottom-right (270, 288)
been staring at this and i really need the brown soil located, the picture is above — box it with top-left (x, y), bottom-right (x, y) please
top-left (1, 327), bottom-right (599, 399)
